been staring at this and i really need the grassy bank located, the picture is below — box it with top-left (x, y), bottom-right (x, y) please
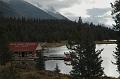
top-left (0, 64), bottom-right (118, 79)
top-left (0, 64), bottom-right (70, 79)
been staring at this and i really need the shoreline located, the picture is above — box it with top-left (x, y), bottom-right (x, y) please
top-left (40, 40), bottom-right (116, 48)
top-left (40, 42), bottom-right (66, 48)
top-left (95, 40), bottom-right (116, 44)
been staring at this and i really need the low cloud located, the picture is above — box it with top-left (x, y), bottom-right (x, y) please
top-left (25, 0), bottom-right (80, 11)
top-left (87, 8), bottom-right (111, 17)
top-left (84, 16), bottom-right (108, 25)
top-left (84, 8), bottom-right (113, 25)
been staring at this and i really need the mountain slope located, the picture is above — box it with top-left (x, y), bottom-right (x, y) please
top-left (0, 0), bottom-right (57, 19)
top-left (30, 3), bottom-right (68, 20)
top-left (0, 1), bottom-right (16, 17)
top-left (8, 0), bottom-right (57, 19)
top-left (0, 0), bottom-right (68, 20)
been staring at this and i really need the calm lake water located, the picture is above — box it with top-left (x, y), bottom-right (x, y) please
top-left (45, 44), bottom-right (119, 77)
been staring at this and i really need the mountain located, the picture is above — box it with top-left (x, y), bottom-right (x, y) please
top-left (0, 0), bottom-right (57, 19)
top-left (0, 1), bottom-right (16, 17)
top-left (0, 0), bottom-right (68, 20)
top-left (9, 0), bottom-right (58, 19)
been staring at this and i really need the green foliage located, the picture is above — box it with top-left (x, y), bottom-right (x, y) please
top-left (0, 51), bottom-right (12, 65)
top-left (67, 30), bottom-right (104, 79)
top-left (0, 64), bottom-right (19, 79)
top-left (0, 17), bottom-right (116, 42)
top-left (78, 17), bottom-right (82, 24)
top-left (113, 40), bottom-right (120, 74)
top-left (0, 25), bottom-right (12, 65)
top-left (111, 0), bottom-right (120, 31)
top-left (36, 48), bottom-right (45, 70)
top-left (21, 72), bottom-right (41, 79)
top-left (111, 0), bottom-right (120, 74)
top-left (0, 64), bottom-right (69, 79)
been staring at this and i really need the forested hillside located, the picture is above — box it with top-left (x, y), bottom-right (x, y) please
top-left (0, 17), bottom-right (116, 42)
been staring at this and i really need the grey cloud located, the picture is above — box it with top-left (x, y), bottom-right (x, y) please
top-left (63, 12), bottom-right (75, 16)
top-left (85, 8), bottom-right (112, 25)
top-left (2, 0), bottom-right (80, 11)
top-left (25, 0), bottom-right (80, 11)
top-left (67, 16), bottom-right (78, 21)
top-left (83, 16), bottom-right (108, 25)
top-left (87, 8), bottom-right (111, 17)
top-left (46, 7), bottom-right (57, 12)
top-left (82, 0), bottom-right (95, 4)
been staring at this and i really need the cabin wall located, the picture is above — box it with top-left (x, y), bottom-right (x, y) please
top-left (13, 51), bottom-right (37, 61)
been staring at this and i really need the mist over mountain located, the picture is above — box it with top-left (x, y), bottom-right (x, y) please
top-left (0, 0), bottom-right (67, 20)
top-left (45, 7), bottom-right (68, 20)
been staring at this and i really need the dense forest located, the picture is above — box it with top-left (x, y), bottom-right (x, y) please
top-left (0, 17), bottom-right (116, 42)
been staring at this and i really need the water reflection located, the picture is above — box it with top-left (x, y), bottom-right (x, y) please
top-left (96, 44), bottom-right (119, 77)
top-left (45, 60), bottom-right (72, 74)
top-left (45, 44), bottom-right (119, 77)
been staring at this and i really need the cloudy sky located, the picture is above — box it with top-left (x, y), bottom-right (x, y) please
top-left (25, 0), bottom-right (115, 26)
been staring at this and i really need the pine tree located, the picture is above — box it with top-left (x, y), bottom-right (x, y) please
top-left (54, 63), bottom-right (60, 73)
top-left (36, 48), bottom-right (45, 70)
top-left (67, 30), bottom-right (104, 79)
top-left (0, 27), bottom-right (12, 65)
top-left (113, 40), bottom-right (120, 73)
top-left (78, 17), bottom-right (82, 24)
top-left (111, 0), bottom-right (120, 74)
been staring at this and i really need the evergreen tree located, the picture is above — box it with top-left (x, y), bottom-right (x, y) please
top-left (111, 0), bottom-right (120, 74)
top-left (36, 48), bottom-right (45, 70)
top-left (0, 27), bottom-right (12, 65)
top-left (113, 40), bottom-right (120, 73)
top-left (54, 63), bottom-right (60, 73)
top-left (0, 17), bottom-right (116, 42)
top-left (78, 17), bottom-right (82, 24)
top-left (67, 30), bottom-right (104, 79)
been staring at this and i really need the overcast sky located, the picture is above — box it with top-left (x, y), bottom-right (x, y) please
top-left (24, 0), bottom-right (115, 26)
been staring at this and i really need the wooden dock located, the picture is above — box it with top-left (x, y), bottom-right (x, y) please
top-left (44, 56), bottom-right (64, 60)
top-left (44, 53), bottom-right (71, 61)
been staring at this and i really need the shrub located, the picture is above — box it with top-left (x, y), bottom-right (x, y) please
top-left (0, 63), bottom-right (19, 79)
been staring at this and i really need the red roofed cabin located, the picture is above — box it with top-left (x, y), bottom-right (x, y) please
top-left (9, 42), bottom-right (42, 61)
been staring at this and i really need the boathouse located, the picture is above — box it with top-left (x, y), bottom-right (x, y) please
top-left (8, 42), bottom-right (42, 64)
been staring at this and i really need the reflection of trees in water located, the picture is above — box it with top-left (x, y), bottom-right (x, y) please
top-left (45, 45), bottom-right (119, 77)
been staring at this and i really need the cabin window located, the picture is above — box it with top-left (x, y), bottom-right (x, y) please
top-left (22, 52), bottom-right (25, 57)
top-left (28, 52), bottom-right (32, 57)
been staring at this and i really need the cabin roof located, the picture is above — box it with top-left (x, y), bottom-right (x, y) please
top-left (9, 42), bottom-right (38, 52)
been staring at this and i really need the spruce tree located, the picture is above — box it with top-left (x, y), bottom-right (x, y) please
top-left (111, 0), bottom-right (120, 74)
top-left (0, 27), bottom-right (12, 65)
top-left (36, 48), bottom-right (45, 70)
top-left (78, 17), bottom-right (82, 24)
top-left (67, 30), bottom-right (104, 79)
top-left (54, 63), bottom-right (60, 73)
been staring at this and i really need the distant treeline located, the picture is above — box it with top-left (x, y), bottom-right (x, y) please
top-left (0, 17), bottom-right (116, 42)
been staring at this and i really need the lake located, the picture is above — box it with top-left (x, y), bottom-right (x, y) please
top-left (45, 44), bottom-right (119, 77)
